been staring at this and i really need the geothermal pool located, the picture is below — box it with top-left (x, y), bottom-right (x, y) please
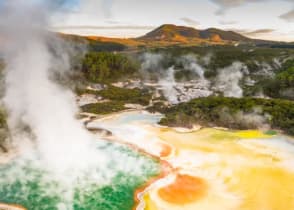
top-left (0, 139), bottom-right (161, 210)
top-left (1, 111), bottom-right (294, 210)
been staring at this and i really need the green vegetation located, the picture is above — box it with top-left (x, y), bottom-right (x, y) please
top-left (139, 46), bottom-right (292, 81)
top-left (98, 86), bottom-right (151, 106)
top-left (81, 101), bottom-right (126, 115)
top-left (82, 52), bottom-right (139, 83)
top-left (77, 85), bottom-right (152, 107)
top-left (147, 101), bottom-right (167, 113)
top-left (277, 66), bottom-right (294, 87)
top-left (160, 97), bottom-right (294, 135)
top-left (76, 46), bottom-right (294, 100)
top-left (88, 40), bottom-right (127, 52)
top-left (79, 85), bottom-right (152, 115)
top-left (0, 61), bottom-right (9, 152)
top-left (0, 109), bottom-right (7, 128)
top-left (0, 109), bottom-right (8, 152)
top-left (60, 34), bottom-right (127, 52)
top-left (139, 46), bottom-right (293, 99)
top-left (148, 46), bottom-right (293, 67)
top-left (0, 61), bottom-right (4, 71)
top-left (263, 59), bottom-right (294, 100)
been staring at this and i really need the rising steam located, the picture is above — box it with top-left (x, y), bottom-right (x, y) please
top-left (140, 53), bottom-right (212, 104)
top-left (158, 66), bottom-right (179, 104)
top-left (214, 62), bottom-right (245, 98)
top-left (0, 6), bottom-right (159, 210)
top-left (0, 0), bottom-right (98, 173)
top-left (180, 54), bottom-right (205, 79)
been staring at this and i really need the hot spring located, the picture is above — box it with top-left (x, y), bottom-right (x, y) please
top-left (0, 137), bottom-right (161, 210)
top-left (1, 111), bottom-right (294, 210)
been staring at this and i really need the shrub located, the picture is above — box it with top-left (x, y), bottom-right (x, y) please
top-left (82, 52), bottom-right (139, 83)
top-left (160, 97), bottom-right (294, 135)
top-left (81, 101), bottom-right (126, 115)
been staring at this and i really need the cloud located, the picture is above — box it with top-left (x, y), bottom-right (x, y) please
top-left (219, 20), bottom-right (238, 25)
top-left (227, 28), bottom-right (276, 37)
top-left (211, 0), bottom-right (265, 15)
top-left (51, 0), bottom-right (117, 27)
top-left (52, 24), bottom-right (155, 37)
top-left (227, 28), bottom-right (248, 34)
top-left (53, 25), bottom-right (155, 30)
top-left (212, 0), bottom-right (294, 16)
top-left (211, 0), bottom-right (265, 7)
top-left (105, 20), bottom-right (121, 24)
top-left (212, 0), bottom-right (252, 7)
top-left (102, 0), bottom-right (114, 18)
top-left (70, 0), bottom-right (114, 18)
top-left (243, 29), bottom-right (276, 36)
top-left (180, 17), bottom-right (200, 27)
top-left (280, 9), bottom-right (294, 22)
top-left (227, 28), bottom-right (293, 41)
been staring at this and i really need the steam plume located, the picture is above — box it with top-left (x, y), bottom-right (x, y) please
top-left (180, 54), bottom-right (205, 79)
top-left (158, 66), bottom-right (179, 104)
top-left (0, 0), bottom-right (95, 172)
top-left (215, 62), bottom-right (245, 98)
top-left (140, 53), bottom-right (212, 104)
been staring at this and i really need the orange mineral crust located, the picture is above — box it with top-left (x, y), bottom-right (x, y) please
top-left (158, 174), bottom-right (207, 204)
top-left (158, 143), bottom-right (172, 157)
top-left (0, 203), bottom-right (26, 210)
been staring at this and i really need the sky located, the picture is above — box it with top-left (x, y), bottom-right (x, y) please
top-left (49, 0), bottom-right (294, 41)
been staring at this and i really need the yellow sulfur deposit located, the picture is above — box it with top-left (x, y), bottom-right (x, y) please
top-left (141, 127), bottom-right (294, 210)
top-left (235, 130), bottom-right (271, 139)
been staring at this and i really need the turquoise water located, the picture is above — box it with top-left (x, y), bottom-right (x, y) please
top-left (110, 112), bottom-right (162, 126)
top-left (0, 141), bottom-right (160, 210)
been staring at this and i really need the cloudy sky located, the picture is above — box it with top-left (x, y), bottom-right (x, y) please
top-left (51, 0), bottom-right (294, 41)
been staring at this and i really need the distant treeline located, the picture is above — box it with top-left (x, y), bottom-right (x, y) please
top-left (148, 46), bottom-right (293, 71)
top-left (88, 40), bottom-right (127, 52)
top-left (77, 46), bottom-right (294, 101)
top-left (60, 34), bottom-right (127, 52)
top-left (269, 44), bottom-right (294, 49)
top-left (82, 52), bottom-right (139, 83)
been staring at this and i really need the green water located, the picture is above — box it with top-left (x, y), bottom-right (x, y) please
top-left (0, 142), bottom-right (160, 210)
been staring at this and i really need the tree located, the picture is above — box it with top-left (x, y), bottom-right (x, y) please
top-left (82, 52), bottom-right (138, 83)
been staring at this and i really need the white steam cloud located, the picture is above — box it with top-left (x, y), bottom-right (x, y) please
top-left (219, 107), bottom-right (271, 130)
top-left (140, 53), bottom-right (212, 104)
top-left (140, 53), bottom-right (180, 103)
top-left (158, 66), bottom-right (179, 104)
top-left (214, 62), bottom-right (246, 98)
top-left (0, 0), bottom-right (98, 173)
top-left (140, 53), bottom-right (164, 71)
top-left (0, 6), bottom-right (160, 210)
top-left (180, 54), bottom-right (205, 79)
top-left (140, 54), bottom-right (279, 101)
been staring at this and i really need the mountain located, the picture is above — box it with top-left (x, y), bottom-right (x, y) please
top-left (199, 28), bottom-right (250, 42)
top-left (139, 24), bottom-right (201, 41)
top-left (58, 24), bottom-right (290, 49)
top-left (137, 24), bottom-right (277, 45)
